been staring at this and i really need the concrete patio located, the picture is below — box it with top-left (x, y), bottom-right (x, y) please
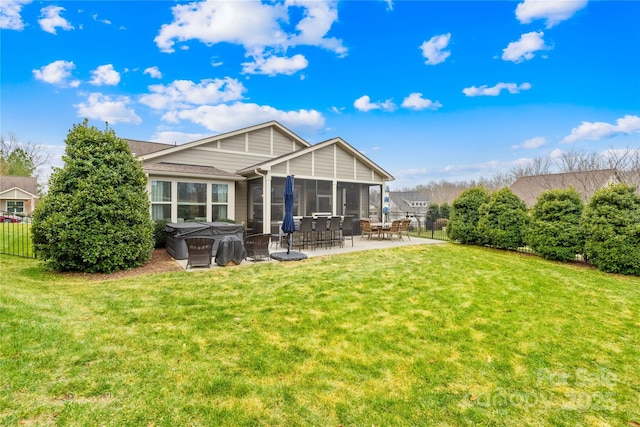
top-left (174, 234), bottom-right (447, 271)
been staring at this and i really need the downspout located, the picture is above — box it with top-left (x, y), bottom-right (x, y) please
top-left (254, 168), bottom-right (268, 234)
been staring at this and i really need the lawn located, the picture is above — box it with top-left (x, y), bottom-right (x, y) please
top-left (1, 244), bottom-right (638, 426)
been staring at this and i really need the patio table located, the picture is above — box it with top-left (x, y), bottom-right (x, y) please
top-left (370, 222), bottom-right (391, 240)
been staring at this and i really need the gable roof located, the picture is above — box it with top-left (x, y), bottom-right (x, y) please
top-left (510, 169), bottom-right (621, 206)
top-left (134, 121), bottom-right (311, 162)
top-left (126, 139), bottom-right (173, 156)
top-left (0, 176), bottom-right (38, 196)
top-left (237, 136), bottom-right (394, 181)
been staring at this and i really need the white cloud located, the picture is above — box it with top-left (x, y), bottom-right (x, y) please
top-left (420, 33), bottom-right (451, 65)
top-left (91, 13), bottom-right (111, 25)
top-left (89, 64), bottom-right (121, 86)
top-left (354, 95), bottom-right (397, 112)
top-left (563, 115), bottom-right (640, 143)
top-left (144, 66), bottom-right (163, 79)
top-left (401, 93), bottom-right (442, 110)
top-left (383, 0), bottom-right (393, 12)
top-left (512, 136), bottom-right (547, 149)
top-left (463, 82), bottom-right (531, 97)
top-left (502, 31), bottom-right (549, 63)
top-left (74, 93), bottom-right (141, 125)
top-left (38, 5), bottom-right (74, 34)
top-left (242, 54), bottom-right (309, 76)
top-left (0, 0), bottom-right (32, 30)
top-left (154, 0), bottom-right (346, 74)
top-left (162, 102), bottom-right (325, 134)
top-left (330, 106), bottom-right (344, 114)
top-left (139, 78), bottom-right (246, 110)
top-left (549, 148), bottom-right (564, 159)
top-left (32, 60), bottom-right (80, 87)
top-left (516, 0), bottom-right (587, 28)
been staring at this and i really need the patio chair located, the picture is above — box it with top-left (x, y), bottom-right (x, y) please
top-left (314, 216), bottom-right (330, 248)
top-left (327, 216), bottom-right (343, 248)
top-left (360, 219), bottom-right (378, 240)
top-left (341, 216), bottom-right (355, 247)
top-left (384, 219), bottom-right (402, 240)
top-left (293, 216), bottom-right (316, 250)
top-left (184, 237), bottom-right (215, 269)
top-left (244, 233), bottom-right (271, 262)
top-left (400, 219), bottom-right (411, 240)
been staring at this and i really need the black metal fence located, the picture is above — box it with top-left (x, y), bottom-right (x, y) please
top-left (0, 211), bottom-right (35, 258)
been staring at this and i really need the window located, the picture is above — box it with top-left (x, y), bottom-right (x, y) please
top-left (151, 180), bottom-right (171, 221)
top-left (211, 184), bottom-right (228, 221)
top-left (7, 201), bottom-right (24, 213)
top-left (178, 182), bottom-right (207, 221)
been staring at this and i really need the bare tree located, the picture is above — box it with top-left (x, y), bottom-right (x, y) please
top-left (0, 132), bottom-right (51, 177)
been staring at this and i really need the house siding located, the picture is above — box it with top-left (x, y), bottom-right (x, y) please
top-left (289, 155), bottom-right (313, 176)
top-left (314, 146), bottom-right (335, 178)
top-left (273, 129), bottom-right (300, 156)
top-left (248, 128), bottom-right (271, 155)
top-left (219, 134), bottom-right (246, 152)
top-left (336, 148), bottom-right (355, 180)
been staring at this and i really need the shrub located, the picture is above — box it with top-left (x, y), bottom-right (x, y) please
top-left (478, 187), bottom-right (529, 250)
top-left (31, 120), bottom-right (154, 273)
top-left (525, 188), bottom-right (585, 261)
top-left (154, 219), bottom-right (169, 248)
top-left (581, 184), bottom-right (640, 275)
top-left (439, 203), bottom-right (451, 219)
top-left (447, 186), bottom-right (490, 245)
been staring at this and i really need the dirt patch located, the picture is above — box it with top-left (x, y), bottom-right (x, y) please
top-left (60, 248), bottom-right (183, 281)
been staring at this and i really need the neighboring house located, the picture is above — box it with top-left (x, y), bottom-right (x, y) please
top-left (127, 121), bottom-right (394, 234)
top-left (388, 191), bottom-right (429, 225)
top-left (0, 175), bottom-right (39, 215)
top-left (510, 169), bottom-right (622, 207)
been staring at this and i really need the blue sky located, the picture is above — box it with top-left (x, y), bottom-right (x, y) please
top-left (1, 0), bottom-right (639, 189)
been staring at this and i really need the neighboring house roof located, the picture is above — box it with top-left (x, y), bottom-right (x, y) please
top-left (388, 191), bottom-right (429, 213)
top-left (141, 162), bottom-right (244, 181)
top-left (510, 169), bottom-right (621, 206)
top-left (0, 176), bottom-right (38, 198)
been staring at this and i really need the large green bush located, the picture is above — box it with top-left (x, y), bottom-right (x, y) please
top-left (478, 187), bottom-right (529, 250)
top-left (447, 186), bottom-right (490, 245)
top-left (581, 184), bottom-right (640, 275)
top-left (526, 188), bottom-right (585, 261)
top-left (32, 120), bottom-right (154, 273)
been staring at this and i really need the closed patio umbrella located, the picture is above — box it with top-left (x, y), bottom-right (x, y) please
top-left (281, 175), bottom-right (296, 254)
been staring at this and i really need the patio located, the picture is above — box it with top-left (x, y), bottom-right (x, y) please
top-left (173, 234), bottom-right (446, 271)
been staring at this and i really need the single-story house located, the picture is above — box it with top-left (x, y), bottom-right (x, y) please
top-left (126, 121), bottom-right (394, 234)
top-left (0, 175), bottom-right (39, 215)
top-left (510, 169), bottom-right (622, 207)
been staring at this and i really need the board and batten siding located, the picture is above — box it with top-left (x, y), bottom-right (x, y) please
top-left (247, 128), bottom-right (270, 155)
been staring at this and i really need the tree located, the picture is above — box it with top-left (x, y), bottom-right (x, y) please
top-left (426, 202), bottom-right (439, 229)
top-left (478, 187), bottom-right (529, 250)
top-left (447, 186), bottom-right (490, 245)
top-left (31, 120), bottom-right (154, 273)
top-left (0, 132), bottom-right (50, 177)
top-left (439, 202), bottom-right (451, 219)
top-left (526, 188), bottom-right (584, 261)
top-left (581, 184), bottom-right (640, 275)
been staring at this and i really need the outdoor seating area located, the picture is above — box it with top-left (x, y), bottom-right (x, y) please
top-left (174, 220), bottom-right (444, 271)
top-left (359, 218), bottom-right (412, 241)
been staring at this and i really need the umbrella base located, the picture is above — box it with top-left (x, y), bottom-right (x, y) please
top-left (270, 251), bottom-right (308, 262)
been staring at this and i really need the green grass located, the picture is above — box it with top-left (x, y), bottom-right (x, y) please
top-left (1, 244), bottom-right (638, 426)
top-left (0, 223), bottom-right (33, 258)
